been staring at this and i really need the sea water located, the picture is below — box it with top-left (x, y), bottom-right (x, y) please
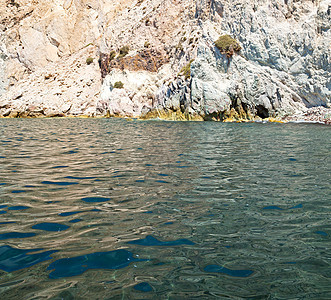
top-left (0, 118), bottom-right (330, 299)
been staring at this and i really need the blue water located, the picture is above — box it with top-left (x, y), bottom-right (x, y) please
top-left (0, 118), bottom-right (330, 299)
top-left (32, 223), bottom-right (70, 232)
top-left (127, 235), bottom-right (195, 246)
top-left (47, 249), bottom-right (146, 279)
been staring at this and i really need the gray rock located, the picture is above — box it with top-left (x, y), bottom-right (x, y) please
top-left (0, 0), bottom-right (329, 119)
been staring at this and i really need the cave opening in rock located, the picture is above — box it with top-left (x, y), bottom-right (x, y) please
top-left (256, 105), bottom-right (269, 119)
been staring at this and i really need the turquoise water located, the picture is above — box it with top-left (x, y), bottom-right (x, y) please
top-left (0, 118), bottom-right (330, 299)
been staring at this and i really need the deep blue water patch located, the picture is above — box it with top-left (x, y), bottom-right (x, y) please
top-left (155, 180), bottom-right (169, 184)
top-left (262, 206), bottom-right (283, 210)
top-left (52, 166), bottom-right (68, 169)
top-left (81, 197), bottom-right (110, 203)
top-left (164, 222), bottom-right (174, 225)
top-left (158, 173), bottom-right (169, 177)
top-left (204, 265), bottom-right (253, 277)
top-left (69, 219), bottom-right (82, 223)
top-left (64, 150), bottom-right (78, 154)
top-left (8, 206), bottom-right (30, 210)
top-left (143, 211), bottom-right (153, 214)
top-left (41, 181), bottom-right (78, 186)
top-left (65, 176), bottom-right (97, 180)
top-left (0, 211), bottom-right (7, 214)
top-left (11, 190), bottom-right (27, 194)
top-left (314, 231), bottom-right (328, 237)
top-left (0, 221), bottom-right (16, 225)
top-left (47, 249), bottom-right (146, 279)
top-left (0, 245), bottom-right (57, 272)
top-left (0, 183), bottom-right (6, 186)
top-left (0, 205), bottom-right (7, 209)
top-left (134, 282), bottom-right (153, 292)
top-left (127, 235), bottom-right (195, 246)
top-left (32, 223), bottom-right (70, 232)
top-left (288, 158), bottom-right (297, 161)
top-left (24, 185), bottom-right (35, 188)
top-left (59, 211), bottom-right (84, 216)
top-left (135, 180), bottom-right (145, 183)
top-left (0, 232), bottom-right (36, 240)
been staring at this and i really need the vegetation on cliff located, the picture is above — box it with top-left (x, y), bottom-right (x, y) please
top-left (86, 57), bottom-right (94, 65)
top-left (118, 46), bottom-right (130, 59)
top-left (179, 59), bottom-right (194, 79)
top-left (215, 35), bottom-right (241, 57)
top-left (113, 81), bottom-right (124, 89)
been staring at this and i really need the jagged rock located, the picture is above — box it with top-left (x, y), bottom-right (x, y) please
top-left (0, 0), bottom-right (329, 121)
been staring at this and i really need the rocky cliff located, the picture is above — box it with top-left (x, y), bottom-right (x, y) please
top-left (0, 0), bottom-right (330, 122)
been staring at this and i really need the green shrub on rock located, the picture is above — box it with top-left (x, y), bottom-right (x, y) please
top-left (118, 46), bottom-right (129, 58)
top-left (86, 57), bottom-right (94, 65)
top-left (179, 59), bottom-right (194, 79)
top-left (109, 50), bottom-right (116, 60)
top-left (113, 81), bottom-right (124, 89)
top-left (215, 35), bottom-right (241, 57)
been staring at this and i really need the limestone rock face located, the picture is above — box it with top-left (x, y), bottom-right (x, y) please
top-left (0, 0), bottom-right (330, 120)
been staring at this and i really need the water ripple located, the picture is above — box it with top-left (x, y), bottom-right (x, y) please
top-left (0, 119), bottom-right (329, 299)
top-left (47, 249), bottom-right (146, 279)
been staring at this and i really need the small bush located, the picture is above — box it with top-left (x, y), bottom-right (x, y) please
top-left (215, 35), bottom-right (241, 57)
top-left (113, 81), bottom-right (124, 89)
top-left (179, 59), bottom-right (194, 80)
top-left (109, 50), bottom-right (116, 60)
top-left (118, 46), bottom-right (129, 58)
top-left (144, 41), bottom-right (150, 48)
top-left (86, 57), bottom-right (94, 65)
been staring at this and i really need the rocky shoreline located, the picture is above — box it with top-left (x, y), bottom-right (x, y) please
top-left (282, 106), bottom-right (331, 125)
top-left (1, 105), bottom-right (330, 125)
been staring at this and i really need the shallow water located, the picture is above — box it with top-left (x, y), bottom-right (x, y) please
top-left (0, 118), bottom-right (330, 299)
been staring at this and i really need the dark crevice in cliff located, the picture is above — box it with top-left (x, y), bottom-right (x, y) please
top-left (256, 105), bottom-right (270, 119)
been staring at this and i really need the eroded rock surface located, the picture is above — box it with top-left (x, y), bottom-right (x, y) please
top-left (0, 0), bottom-right (330, 121)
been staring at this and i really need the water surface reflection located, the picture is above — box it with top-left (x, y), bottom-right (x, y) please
top-left (0, 119), bottom-right (330, 299)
